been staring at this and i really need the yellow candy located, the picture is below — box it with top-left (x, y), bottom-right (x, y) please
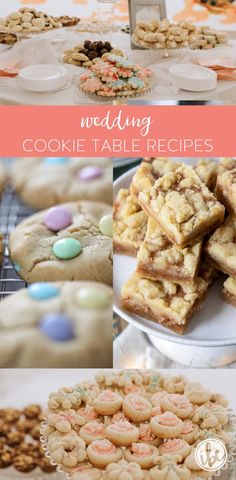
top-left (99, 214), bottom-right (112, 237)
top-left (77, 288), bottom-right (110, 309)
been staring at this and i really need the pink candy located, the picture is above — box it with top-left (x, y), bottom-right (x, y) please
top-left (44, 206), bottom-right (72, 232)
top-left (78, 166), bottom-right (103, 181)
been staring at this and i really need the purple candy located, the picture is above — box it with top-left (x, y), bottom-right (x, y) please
top-left (44, 206), bottom-right (72, 232)
top-left (78, 166), bottom-right (103, 181)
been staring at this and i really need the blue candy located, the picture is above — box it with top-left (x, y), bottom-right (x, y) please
top-left (44, 158), bottom-right (69, 165)
top-left (39, 313), bottom-right (75, 342)
top-left (28, 283), bottom-right (60, 301)
top-left (14, 263), bottom-right (21, 273)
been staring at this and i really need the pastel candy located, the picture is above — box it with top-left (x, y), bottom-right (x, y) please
top-left (44, 157), bottom-right (69, 165)
top-left (14, 263), bottom-right (21, 273)
top-left (28, 283), bottom-right (59, 301)
top-left (44, 206), bottom-right (72, 232)
top-left (99, 214), bottom-right (112, 237)
top-left (77, 287), bottom-right (110, 308)
top-left (78, 166), bottom-right (103, 181)
top-left (39, 313), bottom-right (75, 342)
top-left (53, 238), bottom-right (82, 259)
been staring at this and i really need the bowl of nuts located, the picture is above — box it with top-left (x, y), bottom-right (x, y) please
top-left (0, 404), bottom-right (59, 479)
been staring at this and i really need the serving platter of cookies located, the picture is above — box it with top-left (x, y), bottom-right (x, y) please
top-left (40, 369), bottom-right (236, 480)
top-left (113, 158), bottom-right (236, 354)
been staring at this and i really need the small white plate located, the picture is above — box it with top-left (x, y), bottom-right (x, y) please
top-left (113, 159), bottom-right (236, 349)
top-left (18, 64), bottom-right (68, 93)
top-left (169, 63), bottom-right (217, 92)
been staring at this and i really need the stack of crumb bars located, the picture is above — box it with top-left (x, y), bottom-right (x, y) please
top-left (114, 158), bottom-right (236, 334)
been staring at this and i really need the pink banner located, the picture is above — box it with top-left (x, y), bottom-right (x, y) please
top-left (1, 105), bottom-right (235, 157)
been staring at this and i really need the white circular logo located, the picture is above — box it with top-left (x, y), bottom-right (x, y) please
top-left (195, 439), bottom-right (227, 472)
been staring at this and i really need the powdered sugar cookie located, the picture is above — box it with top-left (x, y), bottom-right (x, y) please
top-left (163, 376), bottom-right (187, 394)
top-left (124, 443), bottom-right (159, 469)
top-left (161, 395), bottom-right (193, 420)
top-left (105, 462), bottom-right (145, 480)
top-left (87, 439), bottom-right (123, 468)
top-left (159, 439), bottom-right (190, 461)
top-left (47, 409), bottom-right (85, 433)
top-left (150, 412), bottom-right (183, 439)
top-left (184, 383), bottom-right (211, 405)
top-left (123, 395), bottom-right (152, 423)
top-left (79, 422), bottom-right (106, 444)
top-left (93, 391), bottom-right (123, 416)
top-left (48, 431), bottom-right (87, 468)
top-left (106, 420), bottom-right (139, 446)
top-left (150, 455), bottom-right (191, 480)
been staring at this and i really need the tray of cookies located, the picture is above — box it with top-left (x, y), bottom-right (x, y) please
top-left (132, 18), bottom-right (228, 53)
top-left (40, 369), bottom-right (236, 479)
top-left (77, 55), bottom-right (156, 100)
top-left (113, 157), bottom-right (236, 362)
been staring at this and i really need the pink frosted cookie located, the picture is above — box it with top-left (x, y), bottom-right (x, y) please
top-left (161, 395), bottom-right (193, 419)
top-left (81, 77), bottom-right (103, 94)
top-left (151, 392), bottom-right (167, 407)
top-left (159, 439), bottom-right (191, 461)
top-left (123, 394), bottom-right (152, 422)
top-left (110, 411), bottom-right (129, 424)
top-left (79, 421), bottom-right (106, 444)
top-left (93, 391), bottom-right (123, 416)
top-left (124, 442), bottom-right (159, 469)
top-left (77, 406), bottom-right (103, 424)
top-left (71, 465), bottom-right (103, 480)
top-left (124, 385), bottom-right (145, 396)
top-left (179, 420), bottom-right (200, 444)
top-left (106, 420), bottom-right (139, 446)
top-left (87, 439), bottom-right (123, 468)
top-left (139, 424), bottom-right (162, 447)
top-left (150, 412), bottom-right (183, 439)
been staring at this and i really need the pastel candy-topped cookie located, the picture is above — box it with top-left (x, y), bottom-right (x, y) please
top-left (0, 281), bottom-right (112, 368)
top-left (10, 201), bottom-right (112, 285)
top-left (11, 158), bottom-right (112, 208)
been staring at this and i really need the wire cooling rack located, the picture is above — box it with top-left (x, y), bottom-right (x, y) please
top-left (0, 184), bottom-right (36, 299)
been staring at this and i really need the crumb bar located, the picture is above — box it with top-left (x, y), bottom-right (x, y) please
top-left (215, 168), bottom-right (236, 216)
top-left (222, 277), bottom-right (236, 307)
top-left (137, 217), bottom-right (202, 283)
top-left (121, 272), bottom-right (209, 334)
top-left (205, 217), bottom-right (236, 276)
top-left (130, 158), bottom-right (180, 200)
top-left (139, 165), bottom-right (225, 247)
top-left (217, 158), bottom-right (236, 176)
top-left (113, 189), bottom-right (147, 256)
top-left (194, 158), bottom-right (217, 191)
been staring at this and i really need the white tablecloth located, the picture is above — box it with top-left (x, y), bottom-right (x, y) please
top-left (1, 29), bottom-right (236, 104)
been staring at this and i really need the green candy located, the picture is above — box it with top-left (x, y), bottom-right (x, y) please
top-left (77, 288), bottom-right (110, 309)
top-left (53, 238), bottom-right (82, 260)
top-left (99, 214), bottom-right (113, 237)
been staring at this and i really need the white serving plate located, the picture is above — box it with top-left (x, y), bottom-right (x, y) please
top-left (18, 64), bottom-right (68, 93)
top-left (113, 159), bottom-right (236, 366)
top-left (169, 63), bottom-right (217, 92)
